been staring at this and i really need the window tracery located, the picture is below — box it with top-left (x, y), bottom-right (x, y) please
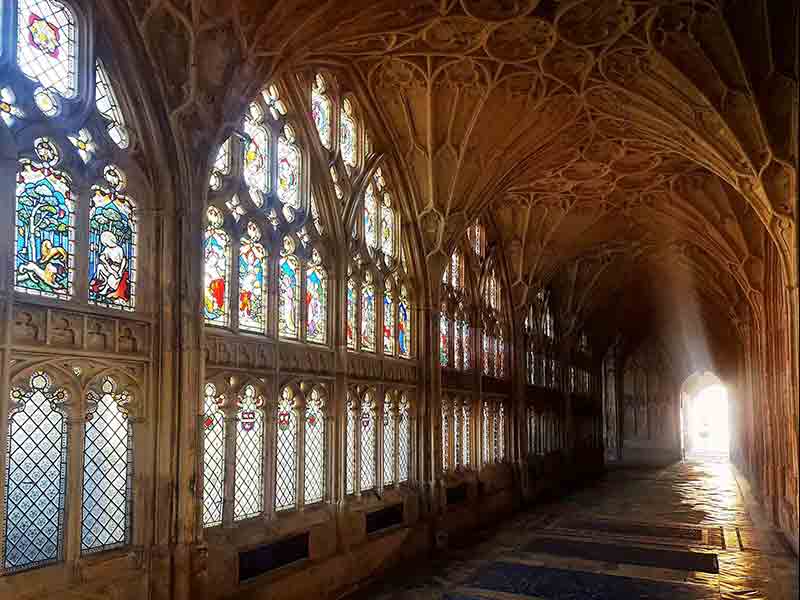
top-left (441, 245), bottom-right (474, 372)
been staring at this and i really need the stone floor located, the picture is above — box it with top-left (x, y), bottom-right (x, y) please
top-left (348, 458), bottom-right (799, 600)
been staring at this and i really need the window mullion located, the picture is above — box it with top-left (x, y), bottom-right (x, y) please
top-left (64, 400), bottom-right (85, 565)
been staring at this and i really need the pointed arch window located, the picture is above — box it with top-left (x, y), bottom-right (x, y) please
top-left (304, 386), bottom-right (326, 504)
top-left (383, 394), bottom-right (396, 486)
top-left (347, 275), bottom-right (358, 350)
top-left (441, 398), bottom-right (450, 471)
top-left (398, 394), bottom-right (411, 482)
top-left (439, 305), bottom-right (450, 367)
top-left (361, 272), bottom-right (377, 352)
top-left (203, 206), bottom-right (231, 327)
top-left (339, 98), bottom-right (358, 170)
top-left (95, 59), bottom-right (129, 148)
top-left (202, 383), bottom-right (225, 527)
top-left (359, 392), bottom-right (377, 491)
top-left (311, 74), bottom-right (332, 149)
top-left (275, 387), bottom-right (298, 511)
top-left (238, 222), bottom-right (268, 333)
top-left (278, 237), bottom-right (301, 339)
top-left (277, 125), bottom-right (301, 212)
top-left (462, 402), bottom-right (471, 467)
top-left (306, 249), bottom-right (328, 344)
top-left (235, 384), bottom-right (264, 520)
top-left (398, 285), bottom-right (411, 358)
top-left (383, 279), bottom-right (395, 355)
top-left (468, 221), bottom-right (484, 259)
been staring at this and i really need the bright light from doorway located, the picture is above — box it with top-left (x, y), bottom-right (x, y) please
top-left (688, 384), bottom-right (729, 456)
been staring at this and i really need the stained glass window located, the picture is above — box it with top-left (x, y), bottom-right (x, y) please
top-left (469, 222), bottom-right (484, 258)
top-left (88, 165), bottom-right (136, 310)
top-left (312, 74), bottom-right (332, 149)
top-left (441, 400), bottom-right (449, 470)
top-left (496, 402), bottom-right (505, 461)
top-left (279, 237), bottom-right (300, 339)
top-left (1, 86), bottom-right (26, 126)
top-left (203, 206), bottom-right (230, 326)
top-left (340, 98), bottom-right (357, 169)
top-left (243, 112), bottom-right (270, 203)
top-left (482, 332), bottom-right (490, 375)
top-left (383, 282), bottom-right (394, 355)
top-left (450, 251), bottom-right (462, 289)
top-left (359, 394), bottom-right (376, 491)
top-left (275, 387), bottom-right (297, 511)
top-left (439, 310), bottom-right (449, 367)
top-left (95, 59), bottom-right (129, 149)
top-left (209, 138), bottom-right (231, 191)
top-left (15, 138), bottom-right (75, 300)
top-left (455, 319), bottom-right (464, 370)
top-left (364, 183), bottom-right (378, 250)
top-left (82, 377), bottom-right (132, 554)
top-left (346, 277), bottom-right (357, 350)
top-left (361, 275), bottom-right (376, 352)
top-left (496, 331), bottom-right (505, 378)
top-left (310, 193), bottom-right (324, 234)
top-left (482, 401), bottom-right (490, 465)
top-left (381, 193), bottom-right (394, 258)
top-left (202, 383), bottom-right (225, 527)
top-left (238, 222), bottom-right (267, 333)
top-left (4, 371), bottom-right (67, 572)
top-left (17, 0), bottom-right (78, 98)
top-left (304, 387), bottom-right (325, 504)
top-left (383, 395), bottom-right (395, 486)
top-left (345, 395), bottom-right (356, 495)
top-left (454, 401), bottom-right (462, 468)
top-left (277, 125), bottom-right (301, 211)
top-left (398, 287), bottom-right (411, 358)
top-left (462, 404), bottom-right (471, 467)
top-left (306, 250), bottom-right (327, 344)
top-left (235, 385), bottom-right (264, 520)
top-left (463, 322), bottom-right (471, 371)
top-left (67, 128), bottom-right (96, 163)
top-left (398, 394), bottom-right (410, 482)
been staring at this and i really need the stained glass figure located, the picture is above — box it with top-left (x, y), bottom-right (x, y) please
top-left (383, 282), bottom-right (394, 356)
top-left (275, 387), bottom-right (297, 511)
top-left (15, 137), bottom-right (74, 299)
top-left (82, 377), bottom-right (132, 554)
top-left (66, 128), bottom-right (96, 163)
top-left (339, 98), bottom-right (357, 169)
top-left (17, 0), bottom-right (78, 98)
top-left (262, 84), bottom-right (287, 120)
top-left (0, 86), bottom-right (26, 126)
top-left (397, 395), bottom-right (410, 483)
top-left (345, 394), bottom-right (356, 494)
top-left (202, 383), bottom-right (225, 527)
top-left (95, 59), bottom-right (129, 149)
top-left (235, 385), bottom-right (264, 520)
top-left (4, 371), bottom-right (67, 571)
top-left (441, 400), bottom-right (449, 470)
top-left (277, 125), bottom-right (301, 210)
top-left (304, 387), bottom-right (325, 504)
top-left (209, 138), bottom-right (231, 191)
top-left (306, 250), bottom-right (327, 344)
top-left (89, 165), bottom-right (136, 310)
top-left (363, 183), bottom-right (378, 250)
top-left (346, 277), bottom-right (357, 350)
top-left (238, 221), bottom-right (267, 333)
top-left (311, 74), bottom-right (332, 149)
top-left (383, 395), bottom-right (395, 486)
top-left (398, 287), bottom-right (411, 358)
top-left (360, 274), bottom-right (376, 352)
top-left (439, 311), bottom-right (449, 367)
top-left (203, 206), bottom-right (230, 326)
top-left (278, 237), bottom-right (300, 339)
top-left (359, 393), bottom-right (376, 491)
top-left (462, 404), bottom-right (471, 467)
top-left (243, 115), bottom-right (270, 203)
top-left (482, 401), bottom-right (490, 465)
top-left (381, 194), bottom-right (394, 258)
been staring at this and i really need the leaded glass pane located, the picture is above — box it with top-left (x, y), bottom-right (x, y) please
top-left (482, 332), bottom-right (490, 375)
top-left (275, 388), bottom-right (297, 511)
top-left (304, 388), bottom-right (325, 504)
top-left (496, 403), bottom-right (505, 461)
top-left (203, 206), bottom-right (230, 326)
top-left (463, 322), bottom-right (471, 371)
top-left (455, 319), bottom-right (464, 371)
top-left (383, 287), bottom-right (394, 355)
top-left (451, 252), bottom-right (461, 289)
top-left (346, 278), bottom-right (357, 350)
top-left (360, 282), bottom-right (376, 352)
top-left (17, 0), bottom-right (77, 98)
top-left (306, 253), bottom-right (327, 344)
top-left (4, 372), bottom-right (67, 571)
top-left (234, 385), bottom-right (263, 520)
top-left (243, 117), bottom-right (270, 203)
top-left (439, 313), bottom-right (449, 367)
top-left (364, 183), bottom-right (378, 249)
top-left (209, 138), bottom-right (231, 191)
top-left (398, 291), bottom-right (411, 358)
top-left (88, 166), bottom-right (136, 310)
top-left (15, 138), bottom-right (74, 299)
top-left (312, 74), bottom-right (332, 149)
top-left (496, 331), bottom-right (505, 378)
top-left (278, 238), bottom-right (300, 339)
top-left (277, 125), bottom-right (301, 209)
top-left (345, 395), bottom-right (355, 494)
top-left (359, 396), bottom-right (376, 491)
top-left (441, 401), bottom-right (449, 471)
top-left (383, 396), bottom-right (395, 486)
top-left (340, 99), bottom-right (357, 169)
top-left (81, 378), bottom-right (132, 554)
top-left (398, 396), bottom-right (410, 483)
top-left (95, 59), bottom-right (129, 149)
top-left (0, 86), bottom-right (26, 126)
top-left (454, 401), bottom-right (462, 468)
top-left (482, 401), bottom-right (490, 465)
top-left (462, 404), bottom-right (471, 467)
top-left (238, 222), bottom-right (267, 333)
top-left (380, 195), bottom-right (394, 258)
top-left (202, 384), bottom-right (225, 527)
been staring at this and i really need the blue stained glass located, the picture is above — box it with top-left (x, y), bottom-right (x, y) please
top-left (203, 207), bottom-right (230, 326)
top-left (279, 238), bottom-right (300, 339)
top-left (398, 296), bottom-right (410, 358)
top-left (238, 222), bottom-right (267, 333)
top-left (312, 74), bottom-right (332, 149)
top-left (383, 289), bottom-right (394, 355)
top-left (306, 260), bottom-right (327, 344)
top-left (15, 139), bottom-right (74, 299)
top-left (347, 279), bottom-right (357, 350)
top-left (88, 166), bottom-right (136, 310)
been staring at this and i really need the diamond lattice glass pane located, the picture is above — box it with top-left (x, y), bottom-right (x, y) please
top-left (95, 59), bottom-right (129, 148)
top-left (346, 398), bottom-right (356, 494)
top-left (304, 391), bottom-right (325, 504)
top-left (17, 0), bottom-right (77, 98)
top-left (275, 389), bottom-right (297, 511)
top-left (81, 381), bottom-right (132, 553)
top-left (462, 405), bottom-right (471, 467)
top-left (234, 386), bottom-right (264, 520)
top-left (398, 395), bottom-right (410, 482)
top-left (359, 399), bottom-right (376, 491)
top-left (202, 384), bottom-right (225, 527)
top-left (441, 402), bottom-right (449, 471)
top-left (497, 403), bottom-right (505, 461)
top-left (4, 373), bottom-right (67, 572)
top-left (482, 401), bottom-right (490, 465)
top-left (383, 398), bottom-right (395, 486)
top-left (454, 402), bottom-right (462, 468)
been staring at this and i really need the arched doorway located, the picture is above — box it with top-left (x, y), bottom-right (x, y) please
top-left (680, 372), bottom-right (730, 460)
